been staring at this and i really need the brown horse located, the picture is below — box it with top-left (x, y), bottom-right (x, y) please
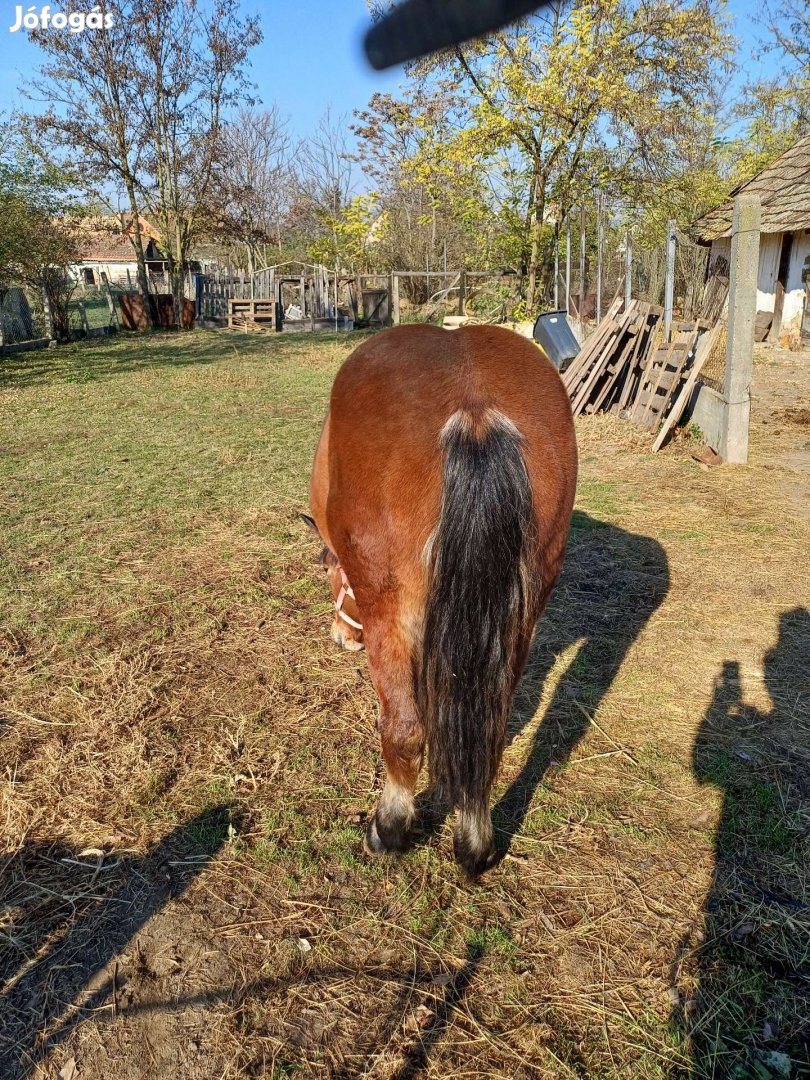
top-left (304, 323), bottom-right (577, 876)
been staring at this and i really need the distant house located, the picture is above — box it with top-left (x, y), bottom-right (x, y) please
top-left (696, 134), bottom-right (810, 340)
top-left (71, 215), bottom-right (168, 287)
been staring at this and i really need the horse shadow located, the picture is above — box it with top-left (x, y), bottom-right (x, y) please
top-left (413, 511), bottom-right (669, 853)
top-left (489, 509), bottom-right (670, 854)
top-left (671, 607), bottom-right (810, 1078)
top-left (0, 806), bottom-right (234, 1079)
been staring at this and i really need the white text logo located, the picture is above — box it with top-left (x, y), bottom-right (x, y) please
top-left (9, 5), bottom-right (114, 32)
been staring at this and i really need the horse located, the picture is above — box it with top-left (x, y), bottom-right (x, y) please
top-left (303, 323), bottom-right (577, 877)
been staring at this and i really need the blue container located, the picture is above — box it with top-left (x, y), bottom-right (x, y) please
top-left (533, 310), bottom-right (580, 372)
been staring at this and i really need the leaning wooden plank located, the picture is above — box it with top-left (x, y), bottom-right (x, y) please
top-left (604, 309), bottom-right (654, 413)
top-left (562, 312), bottom-right (618, 392)
top-left (628, 324), bottom-right (667, 422)
top-left (566, 300), bottom-right (635, 407)
top-left (561, 298), bottom-right (625, 392)
top-left (562, 317), bottom-right (616, 396)
top-left (640, 335), bottom-right (696, 430)
top-left (571, 323), bottom-right (624, 415)
top-left (592, 302), bottom-right (641, 401)
top-left (617, 306), bottom-right (658, 414)
top-left (586, 325), bottom-right (640, 414)
top-left (654, 334), bottom-right (698, 417)
top-left (652, 321), bottom-right (724, 451)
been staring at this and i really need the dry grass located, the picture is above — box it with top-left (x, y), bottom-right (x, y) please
top-left (1, 332), bottom-right (808, 1080)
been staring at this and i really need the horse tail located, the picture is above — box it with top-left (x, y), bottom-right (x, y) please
top-left (419, 407), bottom-right (536, 876)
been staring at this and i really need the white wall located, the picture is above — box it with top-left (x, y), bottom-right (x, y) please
top-left (70, 261), bottom-right (140, 283)
top-left (784, 230), bottom-right (810, 331)
top-left (709, 230), bottom-right (810, 332)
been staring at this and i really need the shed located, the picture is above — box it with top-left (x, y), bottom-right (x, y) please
top-left (695, 134), bottom-right (810, 340)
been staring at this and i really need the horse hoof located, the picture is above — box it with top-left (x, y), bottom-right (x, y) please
top-left (453, 836), bottom-right (498, 879)
top-left (363, 813), bottom-right (408, 856)
top-left (363, 816), bottom-right (387, 856)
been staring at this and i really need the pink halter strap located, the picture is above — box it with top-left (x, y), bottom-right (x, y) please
top-left (335, 566), bottom-right (363, 630)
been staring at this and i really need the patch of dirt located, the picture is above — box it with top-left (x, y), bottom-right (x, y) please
top-left (749, 343), bottom-right (810, 521)
top-left (775, 406), bottom-right (810, 428)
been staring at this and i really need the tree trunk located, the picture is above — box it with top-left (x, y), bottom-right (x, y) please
top-left (525, 181), bottom-right (546, 315)
top-left (171, 263), bottom-right (184, 332)
top-left (174, 218), bottom-right (185, 330)
top-left (125, 178), bottom-right (154, 328)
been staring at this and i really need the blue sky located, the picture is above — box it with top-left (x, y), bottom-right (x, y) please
top-left (0, 0), bottom-right (782, 142)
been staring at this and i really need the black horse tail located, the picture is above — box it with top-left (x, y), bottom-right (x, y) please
top-left (419, 407), bottom-right (536, 876)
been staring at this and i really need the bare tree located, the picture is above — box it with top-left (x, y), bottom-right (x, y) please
top-left (27, 0), bottom-right (154, 323)
top-left (132, 0), bottom-right (262, 326)
top-left (293, 110), bottom-right (357, 268)
top-left (212, 106), bottom-right (292, 275)
top-left (28, 0), bottom-right (261, 330)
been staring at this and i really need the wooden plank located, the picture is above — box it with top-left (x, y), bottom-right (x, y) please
top-left (586, 325), bottom-right (640, 414)
top-left (570, 300), bottom-right (639, 414)
top-left (570, 322), bottom-right (622, 414)
top-left (651, 330), bottom-right (699, 425)
top-left (637, 332), bottom-right (696, 430)
top-left (652, 321), bottom-right (724, 450)
top-left (561, 297), bottom-right (625, 394)
top-left (615, 304), bottom-right (655, 414)
top-left (630, 337), bottom-right (673, 425)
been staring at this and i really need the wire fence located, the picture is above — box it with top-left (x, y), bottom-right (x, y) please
top-left (0, 287), bottom-right (41, 345)
top-left (546, 212), bottom-right (712, 325)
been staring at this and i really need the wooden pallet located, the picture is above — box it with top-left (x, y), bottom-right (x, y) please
top-left (228, 298), bottom-right (278, 331)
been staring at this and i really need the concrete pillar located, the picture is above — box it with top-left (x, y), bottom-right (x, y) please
top-left (391, 273), bottom-right (400, 325)
top-left (624, 230), bottom-right (632, 309)
top-left (663, 221), bottom-right (675, 341)
top-left (720, 194), bottom-right (761, 464)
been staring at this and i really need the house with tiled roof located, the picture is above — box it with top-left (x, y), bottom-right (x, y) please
top-left (696, 134), bottom-right (810, 340)
top-left (70, 214), bottom-right (168, 286)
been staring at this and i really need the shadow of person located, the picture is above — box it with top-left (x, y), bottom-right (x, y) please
top-left (672, 608), bottom-right (810, 1078)
top-left (493, 510), bottom-right (670, 855)
top-left (0, 806), bottom-right (235, 1079)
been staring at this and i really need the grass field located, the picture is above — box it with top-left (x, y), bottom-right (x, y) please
top-left (1, 330), bottom-right (808, 1080)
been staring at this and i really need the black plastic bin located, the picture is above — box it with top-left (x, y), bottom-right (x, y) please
top-left (532, 310), bottom-right (580, 372)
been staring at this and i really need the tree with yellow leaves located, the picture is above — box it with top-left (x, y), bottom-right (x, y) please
top-left (359, 0), bottom-right (733, 309)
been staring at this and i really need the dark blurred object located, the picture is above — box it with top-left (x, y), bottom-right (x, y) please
top-left (533, 310), bottom-right (580, 372)
top-left (364, 0), bottom-right (548, 70)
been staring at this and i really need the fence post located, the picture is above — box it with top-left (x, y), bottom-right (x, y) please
top-left (553, 223), bottom-right (559, 309)
top-left (78, 299), bottom-right (90, 335)
top-left (579, 206), bottom-right (586, 326)
top-left (720, 194), bottom-right (760, 464)
top-left (565, 215), bottom-right (571, 317)
top-left (663, 220), bottom-right (676, 341)
top-left (103, 279), bottom-right (120, 329)
top-left (391, 273), bottom-right (401, 325)
top-left (457, 269), bottom-right (466, 316)
top-left (596, 194), bottom-right (603, 324)
top-left (624, 229), bottom-right (632, 309)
